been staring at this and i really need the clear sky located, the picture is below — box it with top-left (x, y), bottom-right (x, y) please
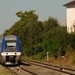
top-left (0, 0), bottom-right (71, 34)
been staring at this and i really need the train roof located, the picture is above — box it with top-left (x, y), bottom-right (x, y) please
top-left (4, 35), bottom-right (17, 40)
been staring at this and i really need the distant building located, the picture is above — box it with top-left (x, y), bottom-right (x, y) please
top-left (63, 0), bottom-right (75, 33)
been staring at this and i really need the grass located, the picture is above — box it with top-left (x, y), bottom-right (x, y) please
top-left (0, 65), bottom-right (15, 75)
top-left (22, 52), bottom-right (75, 69)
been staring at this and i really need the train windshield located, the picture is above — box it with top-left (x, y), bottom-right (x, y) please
top-left (5, 41), bottom-right (17, 52)
top-left (6, 41), bottom-right (16, 48)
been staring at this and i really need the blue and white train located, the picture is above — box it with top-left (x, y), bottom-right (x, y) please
top-left (0, 35), bottom-right (21, 65)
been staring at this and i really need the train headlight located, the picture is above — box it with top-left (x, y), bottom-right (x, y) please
top-left (9, 38), bottom-right (12, 40)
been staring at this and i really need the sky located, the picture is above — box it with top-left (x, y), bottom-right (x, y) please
top-left (0, 0), bottom-right (71, 34)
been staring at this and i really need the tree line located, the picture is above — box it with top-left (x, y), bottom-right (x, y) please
top-left (3, 10), bottom-right (75, 59)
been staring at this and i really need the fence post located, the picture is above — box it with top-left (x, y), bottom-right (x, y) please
top-left (46, 52), bottom-right (49, 62)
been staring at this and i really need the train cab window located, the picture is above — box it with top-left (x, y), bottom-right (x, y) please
top-left (6, 41), bottom-right (16, 48)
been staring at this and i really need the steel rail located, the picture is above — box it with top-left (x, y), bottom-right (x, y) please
top-left (22, 60), bottom-right (75, 75)
top-left (19, 66), bottom-right (37, 75)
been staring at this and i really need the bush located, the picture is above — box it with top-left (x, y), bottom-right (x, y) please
top-left (33, 51), bottom-right (46, 60)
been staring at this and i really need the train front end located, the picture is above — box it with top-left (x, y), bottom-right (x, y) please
top-left (0, 35), bottom-right (21, 65)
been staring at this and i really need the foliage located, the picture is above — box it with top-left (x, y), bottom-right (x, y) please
top-left (3, 10), bottom-right (75, 60)
top-left (72, 58), bottom-right (75, 65)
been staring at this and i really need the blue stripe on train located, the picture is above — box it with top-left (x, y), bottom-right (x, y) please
top-left (1, 37), bottom-right (6, 52)
top-left (16, 37), bottom-right (21, 52)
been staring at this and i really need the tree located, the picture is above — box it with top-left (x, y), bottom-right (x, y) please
top-left (3, 10), bottom-right (43, 56)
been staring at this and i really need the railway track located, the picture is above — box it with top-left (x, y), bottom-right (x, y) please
top-left (6, 65), bottom-right (37, 75)
top-left (2, 60), bottom-right (75, 75)
top-left (21, 60), bottom-right (75, 75)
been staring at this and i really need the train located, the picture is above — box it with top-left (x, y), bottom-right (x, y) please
top-left (0, 35), bottom-right (21, 65)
